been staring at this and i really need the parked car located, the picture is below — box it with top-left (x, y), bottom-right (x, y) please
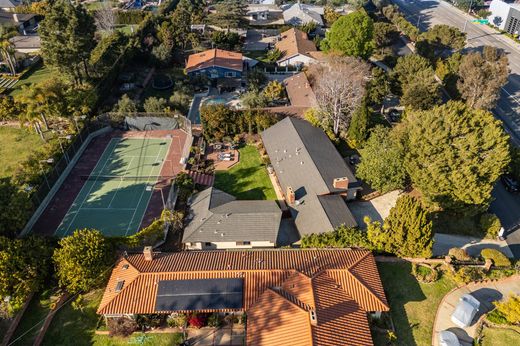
top-left (438, 330), bottom-right (461, 346)
top-left (451, 294), bottom-right (480, 328)
top-left (501, 174), bottom-right (519, 193)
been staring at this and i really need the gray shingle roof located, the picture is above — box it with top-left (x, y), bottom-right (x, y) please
top-left (0, 0), bottom-right (21, 8)
top-left (183, 187), bottom-right (282, 243)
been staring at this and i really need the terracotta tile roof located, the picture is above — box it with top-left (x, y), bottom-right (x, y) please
top-left (98, 249), bottom-right (389, 344)
top-left (275, 28), bottom-right (318, 63)
top-left (186, 48), bottom-right (243, 73)
top-left (283, 72), bottom-right (317, 108)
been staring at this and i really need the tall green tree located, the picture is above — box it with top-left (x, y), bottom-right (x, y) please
top-left (321, 10), bottom-right (374, 59)
top-left (366, 195), bottom-right (433, 258)
top-left (457, 46), bottom-right (509, 111)
top-left (405, 101), bottom-right (510, 212)
top-left (53, 229), bottom-right (113, 294)
top-left (416, 25), bottom-right (466, 62)
top-left (357, 125), bottom-right (407, 192)
top-left (0, 178), bottom-right (32, 238)
top-left (39, 0), bottom-right (96, 84)
top-left (0, 26), bottom-right (18, 75)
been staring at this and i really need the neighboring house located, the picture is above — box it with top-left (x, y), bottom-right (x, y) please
top-left (261, 117), bottom-right (361, 236)
top-left (185, 48), bottom-right (244, 79)
top-left (246, 4), bottom-right (284, 25)
top-left (283, 72), bottom-right (317, 109)
top-left (275, 28), bottom-right (325, 67)
top-left (98, 248), bottom-right (390, 346)
top-left (0, 12), bottom-right (37, 34)
top-left (249, 0), bottom-right (276, 4)
top-left (282, 2), bottom-right (324, 26)
top-left (488, 0), bottom-right (520, 33)
top-left (9, 35), bottom-right (40, 54)
top-left (182, 187), bottom-right (287, 250)
top-left (0, 0), bottom-right (20, 12)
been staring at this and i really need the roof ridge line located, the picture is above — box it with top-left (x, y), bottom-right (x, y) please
top-left (269, 287), bottom-right (311, 312)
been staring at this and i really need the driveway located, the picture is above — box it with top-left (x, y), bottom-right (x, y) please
top-left (490, 181), bottom-right (520, 258)
top-left (348, 190), bottom-right (401, 228)
top-left (433, 233), bottom-right (513, 258)
top-left (432, 275), bottom-right (520, 346)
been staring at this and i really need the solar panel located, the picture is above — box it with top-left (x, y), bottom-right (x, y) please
top-left (155, 278), bottom-right (244, 311)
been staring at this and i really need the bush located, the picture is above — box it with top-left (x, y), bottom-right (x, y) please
top-left (481, 249), bottom-right (511, 267)
top-left (136, 314), bottom-right (164, 329)
top-left (300, 226), bottom-right (373, 249)
top-left (480, 213), bottom-right (502, 239)
top-left (108, 317), bottom-right (138, 337)
top-left (493, 294), bottom-right (520, 325)
top-left (167, 313), bottom-right (187, 328)
top-left (411, 263), bottom-right (439, 283)
top-left (448, 248), bottom-right (472, 262)
top-left (487, 309), bottom-right (508, 324)
top-left (207, 313), bottom-right (221, 327)
top-left (188, 313), bottom-right (206, 328)
top-left (450, 266), bottom-right (484, 285)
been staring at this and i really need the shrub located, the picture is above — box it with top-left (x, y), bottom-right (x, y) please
top-left (481, 249), bottom-right (511, 267)
top-left (487, 309), bottom-right (508, 324)
top-left (300, 226), bottom-right (373, 249)
top-left (207, 313), bottom-right (221, 327)
top-left (167, 313), bottom-right (187, 328)
top-left (480, 213), bottom-right (502, 239)
top-left (411, 263), bottom-right (439, 283)
top-left (136, 314), bottom-right (163, 329)
top-left (108, 317), bottom-right (138, 337)
top-left (188, 313), bottom-right (206, 328)
top-left (493, 294), bottom-right (520, 325)
top-left (448, 248), bottom-right (472, 262)
top-left (451, 266), bottom-right (484, 285)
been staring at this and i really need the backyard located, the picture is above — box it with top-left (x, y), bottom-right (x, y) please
top-left (376, 262), bottom-right (457, 346)
top-left (214, 145), bottom-right (276, 200)
top-left (8, 63), bottom-right (53, 97)
top-left (92, 333), bottom-right (183, 346)
top-left (0, 126), bottom-right (42, 178)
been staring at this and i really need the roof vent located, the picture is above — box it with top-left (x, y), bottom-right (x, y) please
top-left (122, 264), bottom-right (129, 270)
top-left (143, 246), bottom-right (154, 261)
top-left (309, 309), bottom-right (317, 326)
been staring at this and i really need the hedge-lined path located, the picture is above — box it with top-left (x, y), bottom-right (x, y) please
top-left (432, 275), bottom-right (520, 346)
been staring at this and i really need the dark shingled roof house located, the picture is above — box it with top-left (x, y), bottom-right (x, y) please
top-left (261, 117), bottom-right (361, 236)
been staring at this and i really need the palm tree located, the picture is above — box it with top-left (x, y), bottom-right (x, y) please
top-left (0, 26), bottom-right (18, 76)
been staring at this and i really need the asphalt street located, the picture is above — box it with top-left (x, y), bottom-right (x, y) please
top-left (392, 0), bottom-right (520, 257)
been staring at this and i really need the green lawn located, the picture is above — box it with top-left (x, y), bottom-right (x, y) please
top-left (141, 68), bottom-right (185, 101)
top-left (0, 126), bottom-right (42, 178)
top-left (481, 326), bottom-right (520, 345)
top-left (376, 262), bottom-right (456, 346)
top-left (214, 145), bottom-right (276, 200)
top-left (42, 289), bottom-right (104, 346)
top-left (9, 63), bottom-right (53, 97)
top-left (93, 333), bottom-right (183, 346)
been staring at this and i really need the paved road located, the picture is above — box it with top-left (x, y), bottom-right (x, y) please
top-left (392, 0), bottom-right (520, 258)
top-left (432, 275), bottom-right (520, 346)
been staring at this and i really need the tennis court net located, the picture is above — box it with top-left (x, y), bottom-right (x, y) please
top-left (79, 175), bottom-right (176, 182)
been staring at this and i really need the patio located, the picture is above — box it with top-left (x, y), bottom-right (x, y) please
top-left (208, 145), bottom-right (240, 171)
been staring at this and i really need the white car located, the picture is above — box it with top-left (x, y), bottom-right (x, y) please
top-left (439, 330), bottom-right (461, 346)
top-left (451, 294), bottom-right (480, 328)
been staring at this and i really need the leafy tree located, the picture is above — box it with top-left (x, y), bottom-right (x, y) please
top-left (366, 67), bottom-right (391, 107)
top-left (324, 6), bottom-right (341, 26)
top-left (348, 0), bottom-right (369, 9)
top-left (0, 26), bottom-right (18, 75)
top-left (366, 195), bottom-right (433, 258)
top-left (300, 225), bottom-right (373, 249)
top-left (266, 48), bottom-right (282, 62)
top-left (114, 94), bottom-right (138, 113)
top-left (200, 104), bottom-right (236, 141)
top-left (263, 80), bottom-right (284, 101)
top-left (416, 25), bottom-right (466, 62)
top-left (372, 0), bottom-right (390, 10)
top-left (453, 0), bottom-right (483, 11)
top-left (39, 0), bottom-right (96, 84)
top-left (89, 31), bottom-right (128, 77)
top-left (0, 178), bottom-right (32, 237)
top-left (321, 10), bottom-right (374, 59)
top-left (0, 236), bottom-right (52, 317)
top-left (346, 101), bottom-right (373, 148)
top-left (240, 91), bottom-right (268, 109)
top-left (0, 96), bottom-right (21, 120)
top-left (405, 101), bottom-right (510, 211)
top-left (457, 46), bottom-right (509, 110)
top-left (143, 97), bottom-right (168, 113)
top-left (357, 125), bottom-right (407, 192)
top-left (247, 69), bottom-right (267, 92)
top-left (152, 43), bottom-right (173, 66)
top-left (53, 229), bottom-right (113, 294)
top-left (373, 22), bottom-right (398, 48)
top-left (493, 294), bottom-right (520, 325)
top-left (208, 0), bottom-right (248, 29)
top-left (299, 21), bottom-right (318, 34)
top-left (211, 31), bottom-right (240, 50)
top-left (509, 146), bottom-right (520, 180)
top-left (435, 52), bottom-right (462, 98)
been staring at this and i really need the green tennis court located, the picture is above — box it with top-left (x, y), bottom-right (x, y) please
top-left (55, 137), bottom-right (172, 237)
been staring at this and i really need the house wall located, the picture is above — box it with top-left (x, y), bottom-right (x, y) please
top-left (187, 66), bottom-right (242, 79)
top-left (185, 240), bottom-right (275, 250)
top-left (277, 54), bottom-right (316, 67)
top-left (489, 0), bottom-right (513, 31)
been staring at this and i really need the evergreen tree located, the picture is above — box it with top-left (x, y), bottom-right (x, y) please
top-left (114, 94), bottom-right (138, 113)
top-left (416, 24), bottom-right (466, 62)
top-left (366, 195), bottom-right (433, 258)
top-left (144, 97), bottom-right (168, 113)
top-left (39, 0), bottom-right (96, 84)
top-left (347, 101), bottom-right (372, 148)
top-left (405, 101), bottom-right (510, 212)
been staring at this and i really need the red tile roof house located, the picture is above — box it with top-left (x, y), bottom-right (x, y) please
top-left (97, 248), bottom-right (389, 345)
top-left (185, 48), bottom-right (244, 79)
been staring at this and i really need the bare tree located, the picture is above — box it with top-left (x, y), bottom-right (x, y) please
top-left (311, 55), bottom-right (370, 136)
top-left (94, 1), bottom-right (115, 34)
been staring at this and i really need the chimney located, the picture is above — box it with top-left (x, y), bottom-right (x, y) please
top-left (286, 186), bottom-right (295, 205)
top-left (143, 246), bottom-right (154, 261)
top-left (13, 13), bottom-right (19, 23)
top-left (309, 309), bottom-right (317, 326)
top-left (333, 177), bottom-right (349, 190)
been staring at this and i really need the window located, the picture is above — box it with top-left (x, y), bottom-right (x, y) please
top-left (121, 264), bottom-right (129, 270)
top-left (236, 241), bottom-right (251, 246)
top-left (225, 71), bottom-right (236, 77)
top-left (205, 242), bottom-right (212, 247)
top-left (115, 280), bottom-right (125, 292)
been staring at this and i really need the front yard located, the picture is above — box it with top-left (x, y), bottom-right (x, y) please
top-left (376, 262), bottom-right (457, 346)
top-left (214, 145), bottom-right (276, 200)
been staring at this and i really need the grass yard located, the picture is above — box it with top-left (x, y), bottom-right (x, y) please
top-left (0, 126), bottom-right (42, 178)
top-left (9, 63), bottom-right (53, 97)
top-left (141, 68), bottom-right (186, 101)
top-left (481, 326), bottom-right (520, 345)
top-left (214, 145), bottom-right (276, 200)
top-left (92, 332), bottom-right (183, 346)
top-left (376, 262), bottom-right (456, 346)
top-left (42, 289), bottom-right (104, 346)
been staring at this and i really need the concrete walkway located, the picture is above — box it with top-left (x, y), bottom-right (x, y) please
top-left (432, 275), bottom-right (520, 346)
top-left (433, 233), bottom-right (513, 258)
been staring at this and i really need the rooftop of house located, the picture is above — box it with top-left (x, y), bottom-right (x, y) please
top-left (0, 0), bottom-right (21, 8)
top-left (97, 249), bottom-right (389, 345)
top-left (0, 12), bottom-right (35, 25)
top-left (186, 48), bottom-right (243, 73)
top-left (283, 72), bottom-right (317, 108)
top-left (282, 2), bottom-right (324, 26)
top-left (275, 28), bottom-right (324, 63)
top-left (182, 187), bottom-right (283, 244)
